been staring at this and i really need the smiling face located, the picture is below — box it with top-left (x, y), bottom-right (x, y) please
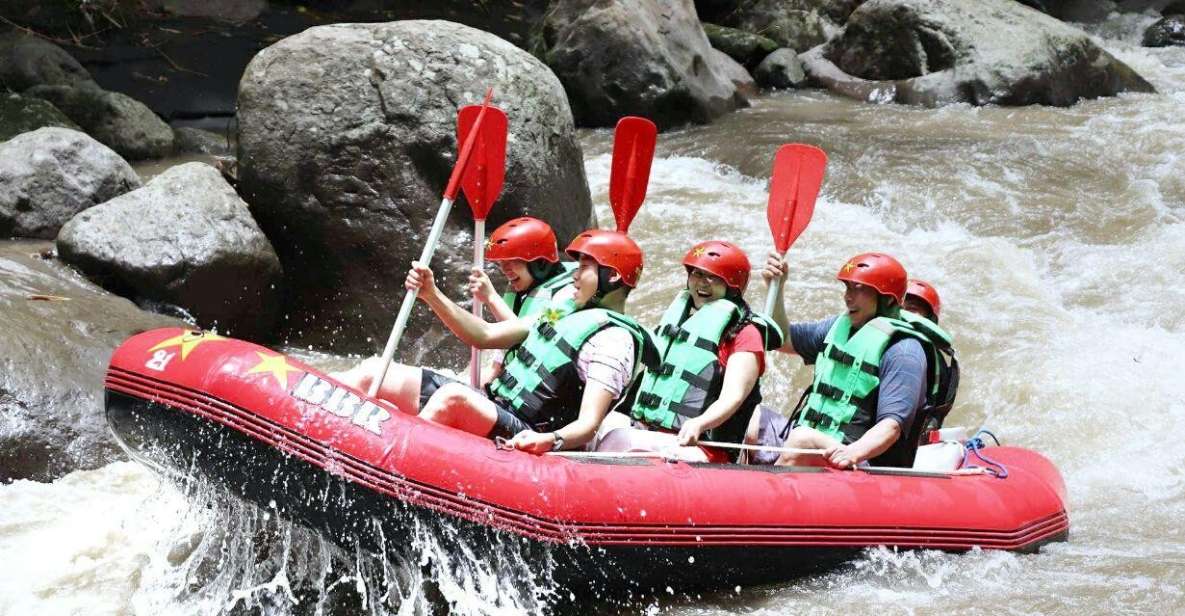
top-left (572, 256), bottom-right (602, 306)
top-left (843, 281), bottom-right (882, 329)
top-left (497, 259), bottom-right (534, 293)
top-left (687, 267), bottom-right (728, 309)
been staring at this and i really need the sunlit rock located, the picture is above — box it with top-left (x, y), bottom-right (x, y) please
top-left (56, 162), bottom-right (282, 340)
top-left (540, 0), bottom-right (750, 129)
top-left (237, 20), bottom-right (591, 361)
top-left (0, 127), bottom-right (139, 239)
top-left (802, 0), bottom-right (1156, 107)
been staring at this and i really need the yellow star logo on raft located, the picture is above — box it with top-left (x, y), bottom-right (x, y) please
top-left (148, 330), bottom-right (227, 361)
top-left (247, 352), bottom-right (301, 388)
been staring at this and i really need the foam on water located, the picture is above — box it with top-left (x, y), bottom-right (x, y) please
top-left (0, 461), bottom-right (558, 616)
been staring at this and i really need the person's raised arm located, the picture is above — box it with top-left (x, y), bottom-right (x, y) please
top-left (761, 251), bottom-right (797, 354)
top-left (468, 268), bottom-right (517, 322)
top-left (677, 352), bottom-right (759, 445)
top-left (407, 262), bottom-right (528, 349)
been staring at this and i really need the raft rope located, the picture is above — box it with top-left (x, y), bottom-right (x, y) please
top-left (961, 428), bottom-right (1009, 479)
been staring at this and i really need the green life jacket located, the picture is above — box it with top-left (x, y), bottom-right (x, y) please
top-left (501, 262), bottom-right (577, 319)
top-left (800, 311), bottom-right (952, 464)
top-left (488, 297), bottom-right (658, 431)
top-left (630, 292), bottom-right (783, 442)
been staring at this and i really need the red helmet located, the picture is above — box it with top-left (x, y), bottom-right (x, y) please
top-left (683, 240), bottom-right (750, 291)
top-left (565, 229), bottom-right (643, 287)
top-left (906, 279), bottom-right (942, 319)
top-left (836, 252), bottom-right (907, 305)
top-left (485, 217), bottom-right (559, 263)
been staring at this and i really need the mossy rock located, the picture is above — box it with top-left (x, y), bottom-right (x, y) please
top-left (703, 23), bottom-right (779, 69)
top-left (0, 93), bottom-right (79, 142)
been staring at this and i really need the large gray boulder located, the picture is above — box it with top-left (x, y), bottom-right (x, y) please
top-left (56, 162), bottom-right (282, 340)
top-left (0, 127), bottom-right (140, 239)
top-left (0, 240), bottom-right (183, 482)
top-left (237, 20), bottom-right (591, 362)
top-left (25, 84), bottom-right (175, 160)
top-left (540, 0), bottom-right (750, 130)
top-left (802, 0), bottom-right (1155, 107)
top-left (0, 31), bottom-right (97, 92)
top-left (0, 93), bottom-right (79, 142)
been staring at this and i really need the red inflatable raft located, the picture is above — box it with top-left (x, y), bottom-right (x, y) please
top-left (105, 328), bottom-right (1069, 594)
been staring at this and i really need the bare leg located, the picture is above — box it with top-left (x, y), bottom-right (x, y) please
top-left (329, 357), bottom-right (425, 415)
top-left (775, 426), bottom-right (839, 467)
top-left (419, 383), bottom-right (499, 436)
top-left (740, 409), bottom-right (764, 465)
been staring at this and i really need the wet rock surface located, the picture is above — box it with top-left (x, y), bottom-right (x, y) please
top-left (237, 20), bottom-right (591, 362)
top-left (804, 0), bottom-right (1155, 107)
top-left (541, 0), bottom-right (750, 130)
top-left (0, 93), bottom-right (79, 142)
top-left (24, 84), bottom-right (175, 160)
top-left (0, 240), bottom-right (183, 483)
top-left (56, 162), bottom-right (281, 340)
top-left (1144, 15), bottom-right (1185, 46)
top-left (0, 127), bottom-right (140, 239)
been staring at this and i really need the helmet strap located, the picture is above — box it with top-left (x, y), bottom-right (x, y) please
top-left (877, 295), bottom-right (902, 319)
top-left (592, 266), bottom-right (625, 306)
top-left (525, 260), bottom-right (561, 292)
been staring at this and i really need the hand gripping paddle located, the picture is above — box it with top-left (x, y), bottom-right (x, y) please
top-left (368, 88), bottom-right (499, 398)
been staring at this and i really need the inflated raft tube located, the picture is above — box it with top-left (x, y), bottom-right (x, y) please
top-left (105, 328), bottom-right (1069, 593)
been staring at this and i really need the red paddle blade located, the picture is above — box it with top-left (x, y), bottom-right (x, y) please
top-left (767, 144), bottom-right (828, 254)
top-left (609, 116), bottom-right (657, 232)
top-left (457, 104), bottom-right (508, 220)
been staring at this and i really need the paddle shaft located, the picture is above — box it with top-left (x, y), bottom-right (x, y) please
top-left (545, 443), bottom-right (825, 459)
top-left (368, 91), bottom-right (494, 398)
top-left (762, 249), bottom-right (788, 316)
top-left (368, 195), bottom-right (456, 398)
top-left (468, 218), bottom-right (486, 388)
top-left (699, 440), bottom-right (823, 456)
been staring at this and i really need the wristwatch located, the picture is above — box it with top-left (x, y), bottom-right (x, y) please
top-left (551, 432), bottom-right (566, 451)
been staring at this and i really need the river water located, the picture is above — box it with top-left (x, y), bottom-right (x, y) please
top-left (3, 16), bottom-right (1184, 616)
